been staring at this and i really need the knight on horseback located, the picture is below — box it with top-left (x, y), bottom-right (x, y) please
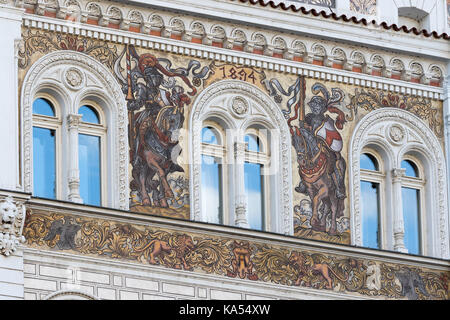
top-left (294, 92), bottom-right (347, 200)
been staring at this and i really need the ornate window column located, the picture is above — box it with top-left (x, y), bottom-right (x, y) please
top-left (67, 114), bottom-right (83, 203)
top-left (234, 140), bottom-right (249, 228)
top-left (391, 168), bottom-right (407, 253)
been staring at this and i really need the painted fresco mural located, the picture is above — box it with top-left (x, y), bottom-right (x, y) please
top-left (23, 208), bottom-right (450, 300)
top-left (18, 28), bottom-right (445, 246)
top-left (113, 45), bottom-right (210, 218)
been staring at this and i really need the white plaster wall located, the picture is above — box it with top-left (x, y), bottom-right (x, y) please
top-left (0, 5), bottom-right (24, 192)
top-left (23, 248), bottom-right (366, 300)
top-left (0, 251), bottom-right (24, 299)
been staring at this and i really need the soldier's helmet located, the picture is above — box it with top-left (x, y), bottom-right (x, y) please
top-left (307, 96), bottom-right (327, 114)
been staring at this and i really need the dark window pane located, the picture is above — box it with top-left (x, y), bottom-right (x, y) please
top-left (79, 134), bottom-right (101, 206)
top-left (245, 134), bottom-right (261, 152)
top-left (201, 155), bottom-right (223, 224)
top-left (33, 98), bottom-right (55, 117)
top-left (401, 160), bottom-right (419, 178)
top-left (402, 187), bottom-right (421, 255)
top-left (360, 153), bottom-right (379, 171)
top-left (79, 105), bottom-right (100, 124)
top-left (201, 127), bottom-right (219, 145)
top-left (33, 127), bottom-right (56, 199)
top-left (244, 161), bottom-right (264, 231)
top-left (361, 180), bottom-right (380, 249)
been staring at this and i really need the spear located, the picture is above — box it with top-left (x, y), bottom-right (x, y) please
top-left (125, 44), bottom-right (136, 162)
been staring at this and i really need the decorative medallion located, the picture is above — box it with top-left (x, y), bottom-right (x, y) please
top-left (230, 96), bottom-right (249, 117)
top-left (63, 67), bottom-right (84, 90)
top-left (387, 124), bottom-right (406, 145)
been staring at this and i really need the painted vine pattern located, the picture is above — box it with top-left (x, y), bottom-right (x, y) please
top-left (23, 210), bottom-right (449, 300)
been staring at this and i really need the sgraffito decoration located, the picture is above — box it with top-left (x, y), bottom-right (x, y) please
top-left (350, 0), bottom-right (377, 15)
top-left (345, 89), bottom-right (443, 137)
top-left (23, 209), bottom-right (449, 300)
top-left (113, 45), bottom-right (211, 219)
top-left (18, 28), bottom-right (119, 70)
top-left (265, 76), bottom-right (350, 244)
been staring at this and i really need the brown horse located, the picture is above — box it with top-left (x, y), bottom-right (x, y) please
top-left (292, 126), bottom-right (344, 236)
top-left (132, 105), bottom-right (184, 208)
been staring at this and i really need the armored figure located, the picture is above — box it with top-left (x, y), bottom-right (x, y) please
top-left (295, 95), bottom-right (346, 200)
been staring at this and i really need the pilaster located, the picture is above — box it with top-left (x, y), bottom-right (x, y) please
top-left (0, 5), bottom-right (24, 191)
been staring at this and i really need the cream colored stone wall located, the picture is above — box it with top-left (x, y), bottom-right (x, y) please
top-left (23, 248), bottom-right (356, 300)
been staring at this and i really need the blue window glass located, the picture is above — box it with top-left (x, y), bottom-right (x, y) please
top-left (401, 160), bottom-right (419, 178)
top-left (33, 127), bottom-right (56, 199)
top-left (33, 98), bottom-right (55, 117)
top-left (402, 187), bottom-right (421, 255)
top-left (79, 134), bottom-right (101, 206)
top-left (360, 153), bottom-right (378, 171)
top-left (201, 155), bottom-right (223, 224)
top-left (244, 161), bottom-right (264, 230)
top-left (360, 181), bottom-right (380, 249)
top-left (79, 105), bottom-right (100, 124)
top-left (245, 134), bottom-right (261, 152)
top-left (201, 127), bottom-right (219, 145)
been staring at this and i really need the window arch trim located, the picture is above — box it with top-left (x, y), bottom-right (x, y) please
top-left (349, 107), bottom-right (449, 259)
top-left (21, 50), bottom-right (129, 210)
top-left (189, 80), bottom-right (293, 235)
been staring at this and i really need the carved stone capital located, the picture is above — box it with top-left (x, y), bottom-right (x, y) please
top-left (392, 168), bottom-right (406, 182)
top-left (0, 196), bottom-right (26, 256)
top-left (67, 114), bottom-right (82, 129)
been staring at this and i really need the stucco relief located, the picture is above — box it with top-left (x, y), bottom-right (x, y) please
top-left (350, 0), bottom-right (377, 15)
top-left (0, 196), bottom-right (26, 256)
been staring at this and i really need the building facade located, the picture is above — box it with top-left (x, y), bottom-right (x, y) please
top-left (0, 0), bottom-right (449, 300)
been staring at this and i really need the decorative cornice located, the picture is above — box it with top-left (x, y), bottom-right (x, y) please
top-left (20, 13), bottom-right (445, 100)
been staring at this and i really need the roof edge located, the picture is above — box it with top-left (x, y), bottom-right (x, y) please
top-left (233, 0), bottom-right (450, 40)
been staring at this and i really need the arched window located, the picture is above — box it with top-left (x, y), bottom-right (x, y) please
top-left (22, 51), bottom-right (128, 210)
top-left (400, 158), bottom-right (424, 255)
top-left (190, 80), bottom-right (293, 235)
top-left (78, 104), bottom-right (106, 206)
top-left (32, 96), bottom-right (60, 199)
top-left (350, 108), bottom-right (449, 259)
top-left (200, 123), bottom-right (225, 224)
top-left (359, 152), bottom-right (384, 250)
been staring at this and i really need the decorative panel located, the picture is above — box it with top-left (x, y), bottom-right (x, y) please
top-left (350, 0), bottom-right (377, 15)
top-left (23, 207), bottom-right (450, 300)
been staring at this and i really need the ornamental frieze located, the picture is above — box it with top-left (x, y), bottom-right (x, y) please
top-left (23, 209), bottom-right (449, 300)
